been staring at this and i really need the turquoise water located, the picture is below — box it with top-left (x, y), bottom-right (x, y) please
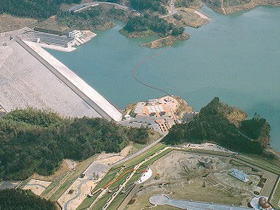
top-left (47, 6), bottom-right (280, 150)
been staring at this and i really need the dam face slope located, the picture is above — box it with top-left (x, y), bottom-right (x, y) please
top-left (22, 39), bottom-right (122, 121)
top-left (0, 41), bottom-right (102, 118)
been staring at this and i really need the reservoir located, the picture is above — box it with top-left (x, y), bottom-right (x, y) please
top-left (47, 6), bottom-right (280, 151)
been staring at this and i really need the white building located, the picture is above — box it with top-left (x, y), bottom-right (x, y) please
top-left (229, 168), bottom-right (249, 183)
top-left (68, 30), bottom-right (82, 38)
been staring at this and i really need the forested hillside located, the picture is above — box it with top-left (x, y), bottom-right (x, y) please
top-left (0, 0), bottom-right (81, 19)
top-left (130, 0), bottom-right (167, 14)
top-left (123, 14), bottom-right (184, 36)
top-left (0, 109), bottom-right (149, 180)
top-left (164, 97), bottom-right (270, 154)
top-left (0, 189), bottom-right (56, 210)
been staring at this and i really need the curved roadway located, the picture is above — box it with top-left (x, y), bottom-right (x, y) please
top-left (68, 2), bottom-right (140, 15)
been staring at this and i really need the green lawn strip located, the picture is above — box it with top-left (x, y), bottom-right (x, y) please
top-left (77, 191), bottom-right (102, 210)
top-left (126, 173), bottom-right (142, 186)
top-left (78, 143), bottom-right (166, 209)
top-left (270, 177), bottom-right (280, 208)
top-left (141, 148), bottom-right (172, 168)
top-left (235, 155), bottom-right (280, 175)
top-left (107, 189), bottom-right (130, 210)
top-left (119, 143), bottom-right (166, 169)
top-left (91, 191), bottom-right (112, 210)
top-left (49, 155), bottom-right (98, 201)
top-left (107, 149), bottom-right (173, 209)
top-left (41, 172), bottom-right (69, 197)
top-left (77, 170), bottom-right (120, 209)
top-left (109, 172), bottom-right (132, 190)
top-left (77, 170), bottom-right (130, 209)
top-left (125, 148), bottom-right (172, 186)
top-left (95, 170), bottom-right (120, 190)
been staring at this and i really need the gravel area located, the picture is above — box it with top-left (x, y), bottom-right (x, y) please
top-left (0, 41), bottom-right (101, 118)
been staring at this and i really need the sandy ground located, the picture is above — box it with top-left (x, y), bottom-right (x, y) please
top-left (154, 150), bottom-right (229, 181)
top-left (0, 40), bottom-right (102, 118)
top-left (165, 8), bottom-right (209, 28)
top-left (194, 10), bottom-right (210, 20)
top-left (58, 146), bottom-right (132, 209)
top-left (183, 142), bottom-right (235, 153)
top-left (58, 178), bottom-right (96, 209)
top-left (23, 179), bottom-right (51, 196)
top-left (126, 150), bottom-right (263, 209)
top-left (214, 170), bottom-right (261, 194)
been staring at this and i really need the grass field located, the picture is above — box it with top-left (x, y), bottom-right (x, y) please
top-left (270, 177), bottom-right (280, 208)
top-left (235, 154), bottom-right (280, 175)
top-left (0, 14), bottom-right (37, 33)
top-left (78, 143), bottom-right (166, 209)
top-left (118, 143), bottom-right (166, 169)
top-left (41, 172), bottom-right (69, 198)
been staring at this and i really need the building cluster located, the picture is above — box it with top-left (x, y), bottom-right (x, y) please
top-left (122, 96), bottom-right (185, 134)
top-left (22, 29), bottom-right (96, 49)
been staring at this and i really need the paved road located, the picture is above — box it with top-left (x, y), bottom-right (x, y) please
top-left (64, 177), bottom-right (90, 210)
top-left (150, 194), bottom-right (251, 210)
top-left (64, 162), bottom-right (109, 210)
top-left (112, 136), bottom-right (165, 167)
top-left (103, 147), bottom-right (169, 209)
top-left (69, 2), bottom-right (140, 15)
top-left (13, 36), bottom-right (113, 121)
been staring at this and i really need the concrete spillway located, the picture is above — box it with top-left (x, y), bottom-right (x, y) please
top-left (0, 36), bottom-right (122, 121)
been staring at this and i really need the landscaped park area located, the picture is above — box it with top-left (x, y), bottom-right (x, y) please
top-left (16, 142), bottom-right (280, 210)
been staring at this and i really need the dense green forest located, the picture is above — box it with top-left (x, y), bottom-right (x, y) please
top-left (57, 6), bottom-right (130, 30)
top-left (164, 97), bottom-right (269, 154)
top-left (0, 109), bottom-right (149, 180)
top-left (240, 113), bottom-right (270, 145)
top-left (0, 0), bottom-right (82, 19)
top-left (130, 0), bottom-right (167, 14)
top-left (123, 14), bottom-right (184, 36)
top-left (175, 0), bottom-right (195, 7)
top-left (0, 189), bottom-right (56, 210)
top-left (57, 7), bottom-right (109, 30)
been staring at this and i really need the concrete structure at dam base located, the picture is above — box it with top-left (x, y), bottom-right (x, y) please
top-left (0, 29), bottom-right (122, 121)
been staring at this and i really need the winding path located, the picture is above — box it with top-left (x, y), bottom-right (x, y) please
top-left (64, 177), bottom-right (91, 210)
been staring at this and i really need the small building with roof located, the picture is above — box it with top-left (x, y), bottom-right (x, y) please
top-left (229, 168), bottom-right (249, 183)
